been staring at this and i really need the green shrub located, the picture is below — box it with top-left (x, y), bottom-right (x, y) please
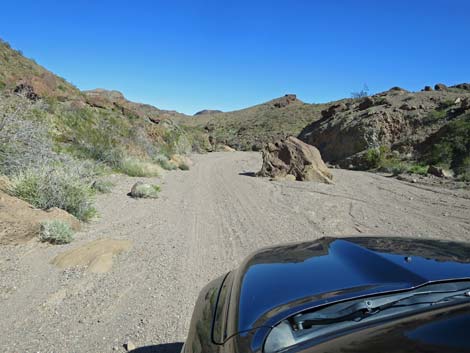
top-left (154, 154), bottom-right (177, 170)
top-left (11, 164), bottom-right (97, 221)
top-left (364, 148), bottom-right (382, 169)
top-left (363, 146), bottom-right (390, 169)
top-left (407, 164), bottom-right (428, 175)
top-left (425, 109), bottom-right (447, 123)
top-left (425, 115), bottom-right (470, 177)
top-left (91, 180), bottom-right (114, 193)
top-left (39, 220), bottom-right (74, 244)
top-left (119, 158), bottom-right (162, 177)
top-left (0, 94), bottom-right (55, 175)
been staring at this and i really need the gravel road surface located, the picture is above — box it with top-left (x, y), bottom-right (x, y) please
top-left (1, 152), bottom-right (469, 353)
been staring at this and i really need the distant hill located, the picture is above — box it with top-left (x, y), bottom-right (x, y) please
top-left (179, 94), bottom-right (329, 150)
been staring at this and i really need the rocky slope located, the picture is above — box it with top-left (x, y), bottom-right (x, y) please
top-left (0, 38), bottom-right (197, 166)
top-left (178, 94), bottom-right (327, 151)
top-left (298, 84), bottom-right (470, 178)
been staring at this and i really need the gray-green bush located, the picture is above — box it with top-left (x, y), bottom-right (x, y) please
top-left (39, 220), bottom-right (74, 244)
top-left (91, 179), bottom-right (114, 193)
top-left (11, 162), bottom-right (97, 221)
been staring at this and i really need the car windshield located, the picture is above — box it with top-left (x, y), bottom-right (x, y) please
top-left (264, 281), bottom-right (470, 353)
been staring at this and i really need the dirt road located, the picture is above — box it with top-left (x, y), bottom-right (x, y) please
top-left (1, 152), bottom-right (470, 353)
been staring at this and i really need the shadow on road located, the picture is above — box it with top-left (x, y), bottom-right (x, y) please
top-left (239, 171), bottom-right (256, 177)
top-left (130, 342), bottom-right (183, 353)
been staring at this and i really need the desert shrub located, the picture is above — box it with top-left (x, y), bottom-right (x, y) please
top-left (39, 220), bottom-right (74, 244)
top-left (425, 115), bottom-right (470, 177)
top-left (364, 148), bottom-right (381, 168)
top-left (119, 158), bottom-right (162, 177)
top-left (130, 183), bottom-right (160, 198)
top-left (407, 164), bottom-right (428, 175)
top-left (363, 146), bottom-right (390, 169)
top-left (11, 163), bottom-right (97, 221)
top-left (154, 153), bottom-right (177, 170)
top-left (91, 180), bottom-right (114, 193)
top-left (439, 99), bottom-right (456, 110)
top-left (351, 84), bottom-right (369, 99)
top-left (0, 94), bottom-right (56, 175)
top-left (425, 109), bottom-right (447, 123)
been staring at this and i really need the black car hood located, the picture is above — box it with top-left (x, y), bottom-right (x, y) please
top-left (231, 237), bottom-right (470, 335)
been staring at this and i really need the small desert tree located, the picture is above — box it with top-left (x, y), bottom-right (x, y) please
top-left (351, 84), bottom-right (369, 99)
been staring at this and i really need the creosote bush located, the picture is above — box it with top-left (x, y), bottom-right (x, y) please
top-left (39, 220), bottom-right (74, 244)
top-left (11, 163), bottom-right (97, 221)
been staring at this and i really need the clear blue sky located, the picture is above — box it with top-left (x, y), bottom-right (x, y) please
top-left (1, 0), bottom-right (469, 114)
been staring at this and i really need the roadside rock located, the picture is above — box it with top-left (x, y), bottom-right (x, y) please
top-left (427, 165), bottom-right (452, 178)
top-left (124, 340), bottom-right (136, 351)
top-left (423, 86), bottom-right (433, 91)
top-left (258, 136), bottom-right (333, 183)
top-left (130, 182), bottom-right (160, 198)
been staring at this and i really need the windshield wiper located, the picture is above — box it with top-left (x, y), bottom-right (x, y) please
top-left (292, 288), bottom-right (470, 329)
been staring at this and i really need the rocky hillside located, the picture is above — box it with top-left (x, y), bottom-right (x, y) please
top-left (299, 84), bottom-right (470, 179)
top-left (178, 94), bottom-right (327, 151)
top-left (0, 38), bottom-right (200, 234)
top-left (0, 39), bottom-right (81, 99)
top-left (84, 88), bottom-right (188, 122)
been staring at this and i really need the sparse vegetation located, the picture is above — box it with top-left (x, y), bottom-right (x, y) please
top-left (11, 163), bottom-right (97, 221)
top-left (363, 146), bottom-right (429, 176)
top-left (39, 220), bottom-right (74, 244)
top-left (119, 158), bottom-right (162, 177)
top-left (351, 84), bottom-right (369, 99)
top-left (91, 180), bottom-right (114, 193)
top-left (425, 115), bottom-right (470, 180)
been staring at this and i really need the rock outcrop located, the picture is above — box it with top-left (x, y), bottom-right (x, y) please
top-left (258, 136), bottom-right (333, 183)
top-left (272, 94), bottom-right (298, 108)
top-left (299, 85), bottom-right (470, 168)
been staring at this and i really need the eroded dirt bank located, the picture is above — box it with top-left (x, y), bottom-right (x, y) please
top-left (1, 152), bottom-right (469, 353)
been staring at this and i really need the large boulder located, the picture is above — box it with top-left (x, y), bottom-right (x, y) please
top-left (257, 137), bottom-right (333, 183)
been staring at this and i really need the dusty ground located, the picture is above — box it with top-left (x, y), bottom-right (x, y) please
top-left (1, 152), bottom-right (470, 353)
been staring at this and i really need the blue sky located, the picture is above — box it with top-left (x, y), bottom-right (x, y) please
top-left (1, 0), bottom-right (469, 114)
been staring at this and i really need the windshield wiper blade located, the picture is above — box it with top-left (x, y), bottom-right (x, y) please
top-left (293, 288), bottom-right (470, 328)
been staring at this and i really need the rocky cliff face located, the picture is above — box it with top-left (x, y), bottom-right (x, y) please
top-left (298, 84), bottom-right (470, 170)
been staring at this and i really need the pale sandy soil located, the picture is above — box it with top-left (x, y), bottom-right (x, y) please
top-left (0, 152), bottom-right (469, 353)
